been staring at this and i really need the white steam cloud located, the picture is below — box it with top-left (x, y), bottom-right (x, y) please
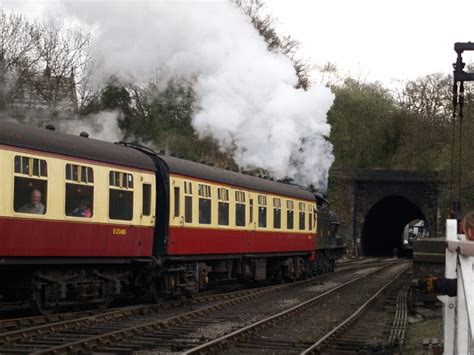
top-left (58, 111), bottom-right (122, 142)
top-left (59, 1), bottom-right (334, 189)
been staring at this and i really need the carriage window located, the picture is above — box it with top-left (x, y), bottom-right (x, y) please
top-left (249, 198), bottom-right (254, 223)
top-left (198, 184), bottom-right (211, 224)
top-left (312, 206), bottom-right (318, 229)
top-left (109, 171), bottom-right (133, 188)
top-left (185, 196), bottom-right (193, 223)
top-left (142, 183), bottom-right (151, 216)
top-left (287, 200), bottom-right (294, 230)
top-left (273, 197), bottom-right (281, 229)
top-left (13, 156), bottom-right (48, 214)
top-left (299, 202), bottom-right (306, 230)
top-left (308, 204), bottom-right (315, 230)
top-left (184, 181), bottom-right (193, 194)
top-left (109, 171), bottom-right (133, 221)
top-left (258, 194), bottom-right (267, 228)
top-left (65, 164), bottom-right (94, 184)
top-left (14, 156), bottom-right (47, 177)
top-left (313, 206), bottom-right (317, 230)
top-left (184, 181), bottom-right (193, 223)
top-left (65, 164), bottom-right (94, 218)
top-left (174, 187), bottom-right (180, 217)
top-left (218, 187), bottom-right (229, 226)
top-left (235, 191), bottom-right (246, 227)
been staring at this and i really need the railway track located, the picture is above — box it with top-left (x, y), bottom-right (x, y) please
top-left (182, 260), bottom-right (410, 354)
top-left (0, 259), bottom-right (396, 354)
top-left (0, 285), bottom-right (275, 350)
top-left (0, 257), bottom-right (394, 332)
top-left (0, 285), bottom-right (242, 332)
top-left (0, 257), bottom-right (396, 319)
top-left (301, 277), bottom-right (409, 354)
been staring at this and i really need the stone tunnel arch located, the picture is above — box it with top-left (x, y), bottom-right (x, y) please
top-left (337, 169), bottom-right (441, 257)
top-left (361, 195), bottom-right (426, 256)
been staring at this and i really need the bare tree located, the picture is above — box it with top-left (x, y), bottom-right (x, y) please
top-left (397, 73), bottom-right (453, 126)
top-left (0, 11), bottom-right (41, 104)
top-left (234, 0), bottom-right (312, 89)
top-left (31, 18), bottom-right (94, 111)
top-left (0, 10), bottom-right (95, 117)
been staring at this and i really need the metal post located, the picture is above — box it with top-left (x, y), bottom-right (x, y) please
top-left (456, 256), bottom-right (469, 354)
top-left (443, 218), bottom-right (474, 353)
top-left (443, 219), bottom-right (458, 355)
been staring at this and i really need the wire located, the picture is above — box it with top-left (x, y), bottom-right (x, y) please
top-left (458, 81), bottom-right (464, 206)
top-left (450, 81), bottom-right (458, 205)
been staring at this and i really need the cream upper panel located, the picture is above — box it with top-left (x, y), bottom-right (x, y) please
top-left (0, 147), bottom-right (156, 227)
top-left (169, 174), bottom-right (317, 233)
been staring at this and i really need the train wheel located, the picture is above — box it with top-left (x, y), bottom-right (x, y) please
top-left (33, 286), bottom-right (59, 315)
top-left (95, 284), bottom-right (114, 310)
top-left (95, 298), bottom-right (113, 310)
top-left (151, 279), bottom-right (163, 303)
top-left (276, 271), bottom-right (284, 284)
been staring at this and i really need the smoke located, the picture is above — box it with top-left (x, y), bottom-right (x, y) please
top-left (60, 1), bottom-right (334, 189)
top-left (57, 111), bottom-right (122, 142)
top-left (0, 101), bottom-right (123, 142)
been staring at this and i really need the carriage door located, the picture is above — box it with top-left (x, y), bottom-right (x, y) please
top-left (141, 175), bottom-right (155, 227)
top-left (248, 196), bottom-right (256, 252)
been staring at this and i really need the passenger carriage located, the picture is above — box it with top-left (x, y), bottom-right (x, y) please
top-left (0, 121), bottom-right (342, 314)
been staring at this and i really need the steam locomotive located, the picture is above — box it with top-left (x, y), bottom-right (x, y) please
top-left (0, 121), bottom-right (344, 314)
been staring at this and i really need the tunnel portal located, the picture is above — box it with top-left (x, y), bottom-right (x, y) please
top-left (361, 195), bottom-right (425, 256)
top-left (344, 169), bottom-right (440, 257)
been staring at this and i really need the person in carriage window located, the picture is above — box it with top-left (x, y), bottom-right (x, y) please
top-left (19, 189), bottom-right (45, 214)
top-left (70, 200), bottom-right (92, 218)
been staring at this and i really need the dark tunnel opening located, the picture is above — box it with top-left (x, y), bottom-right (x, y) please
top-left (361, 195), bottom-right (426, 256)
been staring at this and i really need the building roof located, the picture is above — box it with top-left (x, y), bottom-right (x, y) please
top-left (159, 155), bottom-right (315, 201)
top-left (0, 120), bottom-right (156, 171)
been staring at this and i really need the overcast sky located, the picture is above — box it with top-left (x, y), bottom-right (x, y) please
top-left (2, 0), bottom-right (474, 86)
top-left (266, 0), bottom-right (474, 85)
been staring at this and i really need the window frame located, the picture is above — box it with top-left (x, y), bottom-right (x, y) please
top-left (273, 197), bottom-right (281, 229)
top-left (142, 183), bottom-right (152, 217)
top-left (173, 186), bottom-right (180, 218)
top-left (287, 200), bottom-right (294, 230)
top-left (313, 205), bottom-right (317, 231)
top-left (108, 169), bottom-right (135, 222)
top-left (299, 202), bottom-right (306, 231)
top-left (64, 163), bottom-right (95, 219)
top-left (217, 187), bottom-right (229, 226)
top-left (249, 198), bottom-right (254, 224)
top-left (13, 155), bottom-right (48, 216)
top-left (198, 183), bottom-right (212, 225)
top-left (14, 155), bottom-right (48, 178)
top-left (257, 194), bottom-right (267, 228)
top-left (235, 190), bottom-right (246, 227)
top-left (184, 181), bottom-right (193, 224)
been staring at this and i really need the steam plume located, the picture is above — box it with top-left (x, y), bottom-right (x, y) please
top-left (55, 1), bottom-right (335, 189)
top-left (58, 111), bottom-right (122, 142)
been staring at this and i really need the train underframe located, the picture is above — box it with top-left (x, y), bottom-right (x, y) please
top-left (0, 248), bottom-right (344, 315)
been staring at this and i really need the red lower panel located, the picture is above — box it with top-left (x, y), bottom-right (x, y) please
top-left (168, 227), bottom-right (316, 255)
top-left (0, 217), bottom-right (154, 257)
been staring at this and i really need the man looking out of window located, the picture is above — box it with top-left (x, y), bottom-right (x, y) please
top-left (19, 189), bottom-right (45, 214)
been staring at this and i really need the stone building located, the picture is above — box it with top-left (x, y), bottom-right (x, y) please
top-left (9, 66), bottom-right (78, 113)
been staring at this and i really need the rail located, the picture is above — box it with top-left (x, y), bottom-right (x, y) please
top-left (443, 219), bottom-right (474, 354)
top-left (0, 261), bottom-right (385, 354)
top-left (300, 266), bottom-right (409, 354)
top-left (183, 261), bottom-right (408, 354)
